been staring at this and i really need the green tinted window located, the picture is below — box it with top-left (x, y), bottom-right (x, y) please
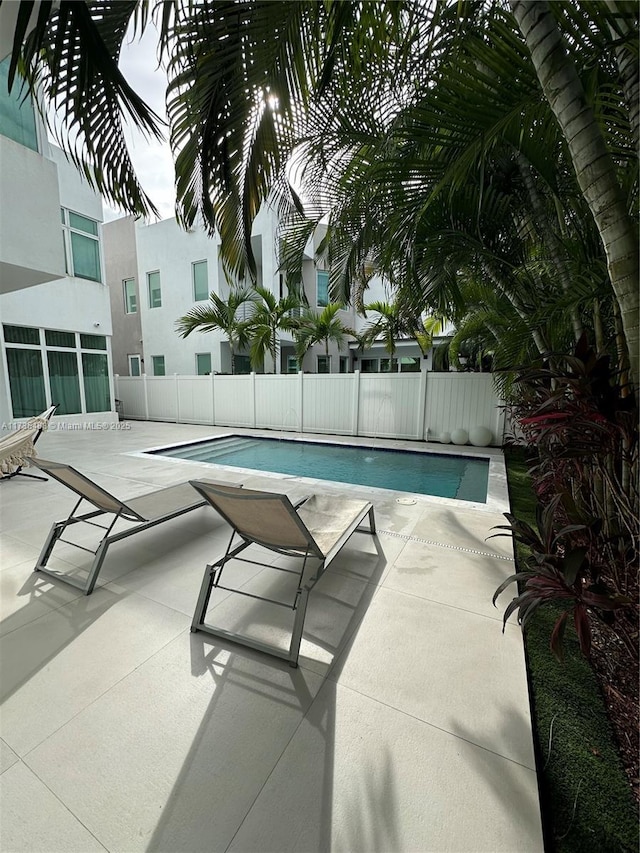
top-left (152, 355), bottom-right (165, 376)
top-left (48, 350), bottom-right (81, 414)
top-left (196, 353), bottom-right (211, 375)
top-left (193, 260), bottom-right (208, 301)
top-left (80, 334), bottom-right (107, 350)
top-left (316, 271), bottom-right (329, 307)
top-left (6, 348), bottom-right (46, 417)
top-left (148, 271), bottom-right (162, 308)
top-left (69, 212), bottom-right (98, 236)
top-left (3, 325), bottom-right (40, 345)
top-left (70, 231), bottom-right (101, 281)
top-left (0, 57), bottom-right (37, 151)
top-left (45, 330), bottom-right (75, 348)
top-left (82, 353), bottom-right (110, 412)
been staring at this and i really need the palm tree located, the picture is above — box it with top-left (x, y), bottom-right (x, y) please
top-left (294, 304), bottom-right (353, 367)
top-left (6, 1), bottom-right (638, 379)
top-left (175, 287), bottom-right (255, 374)
top-left (245, 286), bottom-right (302, 373)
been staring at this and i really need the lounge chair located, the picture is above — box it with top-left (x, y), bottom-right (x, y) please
top-left (0, 404), bottom-right (58, 481)
top-left (189, 480), bottom-right (376, 667)
top-left (31, 458), bottom-right (230, 595)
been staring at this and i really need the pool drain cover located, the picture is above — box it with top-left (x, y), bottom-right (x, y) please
top-left (396, 497), bottom-right (417, 505)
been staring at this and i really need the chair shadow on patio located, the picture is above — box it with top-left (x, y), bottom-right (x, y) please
top-left (143, 532), bottom-right (394, 853)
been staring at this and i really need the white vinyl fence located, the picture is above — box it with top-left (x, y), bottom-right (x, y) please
top-left (115, 371), bottom-right (505, 445)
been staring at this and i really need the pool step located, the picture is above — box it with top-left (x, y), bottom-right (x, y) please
top-left (168, 437), bottom-right (262, 462)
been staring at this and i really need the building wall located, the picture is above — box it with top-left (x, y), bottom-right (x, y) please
top-left (103, 216), bottom-right (142, 376)
top-left (0, 66), bottom-right (115, 424)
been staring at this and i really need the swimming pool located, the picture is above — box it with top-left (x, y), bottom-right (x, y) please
top-left (149, 435), bottom-right (489, 503)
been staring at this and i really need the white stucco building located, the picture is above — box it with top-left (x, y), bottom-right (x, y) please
top-left (0, 58), bottom-right (116, 426)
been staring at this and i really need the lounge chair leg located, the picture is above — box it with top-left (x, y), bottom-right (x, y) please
top-left (288, 586), bottom-right (310, 667)
top-left (34, 521), bottom-right (65, 573)
top-left (368, 506), bottom-right (376, 534)
top-left (84, 540), bottom-right (110, 595)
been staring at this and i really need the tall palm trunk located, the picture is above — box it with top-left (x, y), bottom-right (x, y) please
top-left (511, 0), bottom-right (639, 387)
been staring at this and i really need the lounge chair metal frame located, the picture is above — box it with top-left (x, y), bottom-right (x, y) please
top-left (0, 404), bottom-right (58, 481)
top-left (31, 458), bottom-right (213, 595)
top-left (189, 480), bottom-right (376, 667)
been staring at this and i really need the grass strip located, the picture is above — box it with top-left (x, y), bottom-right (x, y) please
top-left (504, 447), bottom-right (638, 853)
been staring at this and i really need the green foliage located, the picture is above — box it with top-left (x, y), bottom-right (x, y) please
top-left (505, 448), bottom-right (638, 853)
top-left (294, 303), bottom-right (352, 361)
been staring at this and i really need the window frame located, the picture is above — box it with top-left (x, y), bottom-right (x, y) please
top-left (151, 355), bottom-right (166, 376)
top-left (192, 259), bottom-right (209, 302)
top-left (316, 270), bottom-right (329, 308)
top-left (147, 270), bottom-right (162, 309)
top-left (196, 352), bottom-right (212, 375)
top-left (128, 354), bottom-right (141, 377)
top-left (61, 208), bottom-right (102, 283)
top-left (123, 278), bottom-right (137, 314)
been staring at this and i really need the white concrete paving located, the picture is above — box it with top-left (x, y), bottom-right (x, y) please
top-left (0, 420), bottom-right (543, 852)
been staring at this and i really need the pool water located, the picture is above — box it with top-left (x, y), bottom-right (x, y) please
top-left (151, 435), bottom-right (489, 503)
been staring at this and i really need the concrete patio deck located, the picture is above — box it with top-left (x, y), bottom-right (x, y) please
top-left (0, 421), bottom-right (543, 852)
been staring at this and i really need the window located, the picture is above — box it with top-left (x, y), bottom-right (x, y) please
top-left (196, 353), bottom-right (211, 375)
top-left (360, 358), bottom-right (378, 373)
top-left (128, 355), bottom-right (141, 377)
top-left (6, 348), bottom-right (46, 417)
top-left (3, 324), bottom-right (113, 417)
top-left (316, 270), bottom-right (329, 307)
top-left (380, 357), bottom-right (398, 373)
top-left (82, 353), bottom-right (110, 412)
top-left (233, 355), bottom-right (251, 375)
top-left (400, 356), bottom-right (421, 373)
top-left (48, 350), bottom-right (81, 414)
top-left (317, 355), bottom-right (331, 374)
top-left (80, 333), bottom-right (107, 350)
top-left (147, 271), bottom-right (162, 308)
top-left (123, 279), bottom-right (137, 314)
top-left (287, 356), bottom-right (299, 374)
top-left (339, 357), bottom-right (349, 374)
top-left (0, 56), bottom-right (38, 151)
top-left (152, 355), bottom-right (165, 376)
top-left (193, 260), bottom-right (208, 301)
top-left (61, 209), bottom-right (102, 282)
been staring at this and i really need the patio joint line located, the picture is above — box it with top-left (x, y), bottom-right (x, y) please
top-left (378, 528), bottom-right (513, 561)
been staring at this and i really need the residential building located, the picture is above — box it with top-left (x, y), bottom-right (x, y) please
top-left (0, 57), bottom-right (116, 425)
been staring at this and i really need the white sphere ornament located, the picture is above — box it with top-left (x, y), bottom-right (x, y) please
top-left (469, 426), bottom-right (492, 447)
top-left (451, 428), bottom-right (469, 446)
top-left (439, 431), bottom-right (451, 444)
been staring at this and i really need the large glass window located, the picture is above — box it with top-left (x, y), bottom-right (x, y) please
top-left (339, 356), bottom-right (349, 374)
top-left (233, 355), bottom-right (251, 375)
top-left (61, 209), bottom-right (102, 282)
top-left (360, 358), bottom-right (378, 373)
top-left (316, 270), bottom-right (329, 307)
top-left (48, 350), bottom-right (81, 414)
top-left (4, 324), bottom-right (113, 417)
top-left (193, 260), bottom-right (208, 301)
top-left (0, 57), bottom-right (37, 151)
top-left (6, 348), bottom-right (46, 417)
top-left (123, 279), bottom-right (137, 314)
top-left (152, 355), bottom-right (165, 376)
top-left (82, 353), bottom-right (110, 412)
top-left (287, 356), bottom-right (299, 374)
top-left (148, 271), bottom-right (162, 308)
top-left (196, 353), bottom-right (211, 375)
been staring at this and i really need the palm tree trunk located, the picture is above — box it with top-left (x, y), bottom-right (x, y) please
top-left (609, 2), bottom-right (640, 159)
top-left (511, 0), bottom-right (639, 387)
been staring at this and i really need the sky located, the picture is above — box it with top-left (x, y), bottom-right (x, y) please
top-left (102, 23), bottom-right (176, 222)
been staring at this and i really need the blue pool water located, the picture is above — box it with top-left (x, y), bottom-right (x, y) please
top-left (151, 436), bottom-right (489, 502)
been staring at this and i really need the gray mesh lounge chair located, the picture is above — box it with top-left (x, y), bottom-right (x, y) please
top-left (189, 480), bottom-right (376, 667)
top-left (32, 458), bottom-right (228, 595)
top-left (0, 404), bottom-right (58, 481)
